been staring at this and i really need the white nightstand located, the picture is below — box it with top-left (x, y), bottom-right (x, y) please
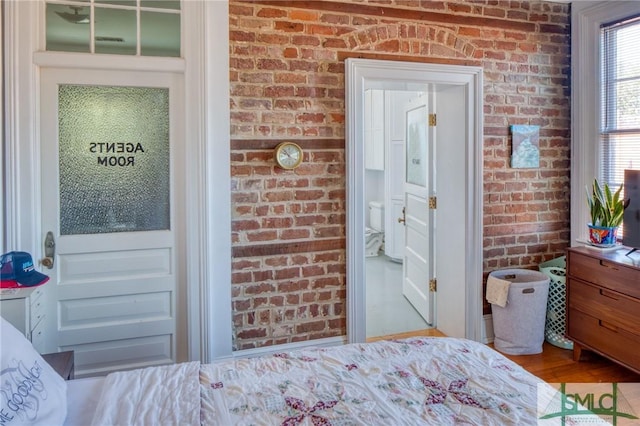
top-left (0, 286), bottom-right (47, 352)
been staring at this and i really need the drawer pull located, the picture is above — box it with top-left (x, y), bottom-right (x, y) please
top-left (599, 320), bottom-right (618, 332)
top-left (522, 288), bottom-right (535, 294)
top-left (599, 260), bottom-right (619, 270)
top-left (600, 289), bottom-right (619, 300)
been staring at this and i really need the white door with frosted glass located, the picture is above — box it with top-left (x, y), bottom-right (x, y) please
top-left (401, 94), bottom-right (434, 325)
top-left (40, 69), bottom-right (184, 377)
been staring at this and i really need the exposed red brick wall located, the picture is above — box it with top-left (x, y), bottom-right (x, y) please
top-left (229, 0), bottom-right (571, 349)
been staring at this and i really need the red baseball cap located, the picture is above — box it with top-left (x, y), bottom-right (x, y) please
top-left (0, 251), bottom-right (49, 288)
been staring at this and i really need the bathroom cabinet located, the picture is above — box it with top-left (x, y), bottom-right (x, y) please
top-left (364, 89), bottom-right (384, 171)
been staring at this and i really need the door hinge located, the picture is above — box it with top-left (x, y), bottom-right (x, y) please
top-left (429, 278), bottom-right (437, 292)
top-left (428, 113), bottom-right (436, 127)
top-left (429, 196), bottom-right (437, 209)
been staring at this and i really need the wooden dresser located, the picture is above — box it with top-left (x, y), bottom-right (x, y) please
top-left (566, 246), bottom-right (640, 374)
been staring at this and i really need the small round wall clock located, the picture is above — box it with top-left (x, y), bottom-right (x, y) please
top-left (274, 142), bottom-right (303, 170)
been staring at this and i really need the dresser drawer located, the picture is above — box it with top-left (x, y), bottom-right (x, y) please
top-left (568, 278), bottom-right (640, 335)
top-left (568, 308), bottom-right (640, 371)
top-left (30, 295), bottom-right (46, 327)
top-left (568, 250), bottom-right (640, 299)
top-left (31, 319), bottom-right (46, 353)
top-left (30, 286), bottom-right (45, 304)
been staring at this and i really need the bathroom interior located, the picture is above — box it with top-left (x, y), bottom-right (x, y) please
top-left (364, 88), bottom-right (431, 339)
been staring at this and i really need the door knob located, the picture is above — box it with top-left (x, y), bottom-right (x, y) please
top-left (41, 231), bottom-right (55, 269)
top-left (398, 207), bottom-right (406, 224)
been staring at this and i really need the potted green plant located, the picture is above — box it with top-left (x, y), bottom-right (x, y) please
top-left (586, 178), bottom-right (629, 246)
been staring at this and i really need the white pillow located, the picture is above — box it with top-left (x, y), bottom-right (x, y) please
top-left (0, 317), bottom-right (67, 425)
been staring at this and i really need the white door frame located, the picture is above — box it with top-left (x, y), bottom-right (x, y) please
top-left (345, 58), bottom-right (483, 343)
top-left (2, 0), bottom-right (232, 362)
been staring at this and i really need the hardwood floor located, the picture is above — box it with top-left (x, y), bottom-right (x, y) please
top-left (366, 328), bottom-right (447, 342)
top-left (367, 329), bottom-right (640, 383)
top-left (495, 342), bottom-right (640, 383)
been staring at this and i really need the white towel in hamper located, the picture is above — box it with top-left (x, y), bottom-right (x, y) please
top-left (486, 275), bottom-right (511, 307)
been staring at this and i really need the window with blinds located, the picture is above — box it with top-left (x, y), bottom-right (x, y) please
top-left (600, 16), bottom-right (640, 190)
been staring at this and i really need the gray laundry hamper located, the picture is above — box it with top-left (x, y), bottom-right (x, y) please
top-left (490, 269), bottom-right (550, 355)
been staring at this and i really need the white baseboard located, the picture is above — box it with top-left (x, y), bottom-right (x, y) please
top-left (232, 336), bottom-right (347, 359)
top-left (482, 314), bottom-right (494, 344)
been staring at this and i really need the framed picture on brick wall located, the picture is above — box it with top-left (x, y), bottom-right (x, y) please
top-left (510, 125), bottom-right (540, 168)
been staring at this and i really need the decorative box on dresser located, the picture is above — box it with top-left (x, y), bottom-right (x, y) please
top-left (566, 246), bottom-right (640, 374)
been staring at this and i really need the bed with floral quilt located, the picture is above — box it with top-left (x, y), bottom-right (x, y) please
top-left (87, 337), bottom-right (553, 425)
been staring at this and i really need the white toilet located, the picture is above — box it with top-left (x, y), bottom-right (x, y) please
top-left (366, 201), bottom-right (384, 257)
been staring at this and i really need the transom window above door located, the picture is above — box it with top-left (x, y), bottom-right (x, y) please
top-left (46, 0), bottom-right (180, 57)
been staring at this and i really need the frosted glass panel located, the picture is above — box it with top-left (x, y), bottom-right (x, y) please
top-left (406, 105), bottom-right (428, 187)
top-left (58, 85), bottom-right (170, 235)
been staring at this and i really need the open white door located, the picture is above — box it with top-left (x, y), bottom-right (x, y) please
top-left (401, 94), bottom-right (435, 325)
top-left (384, 91), bottom-right (417, 262)
top-left (40, 68), bottom-right (184, 377)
